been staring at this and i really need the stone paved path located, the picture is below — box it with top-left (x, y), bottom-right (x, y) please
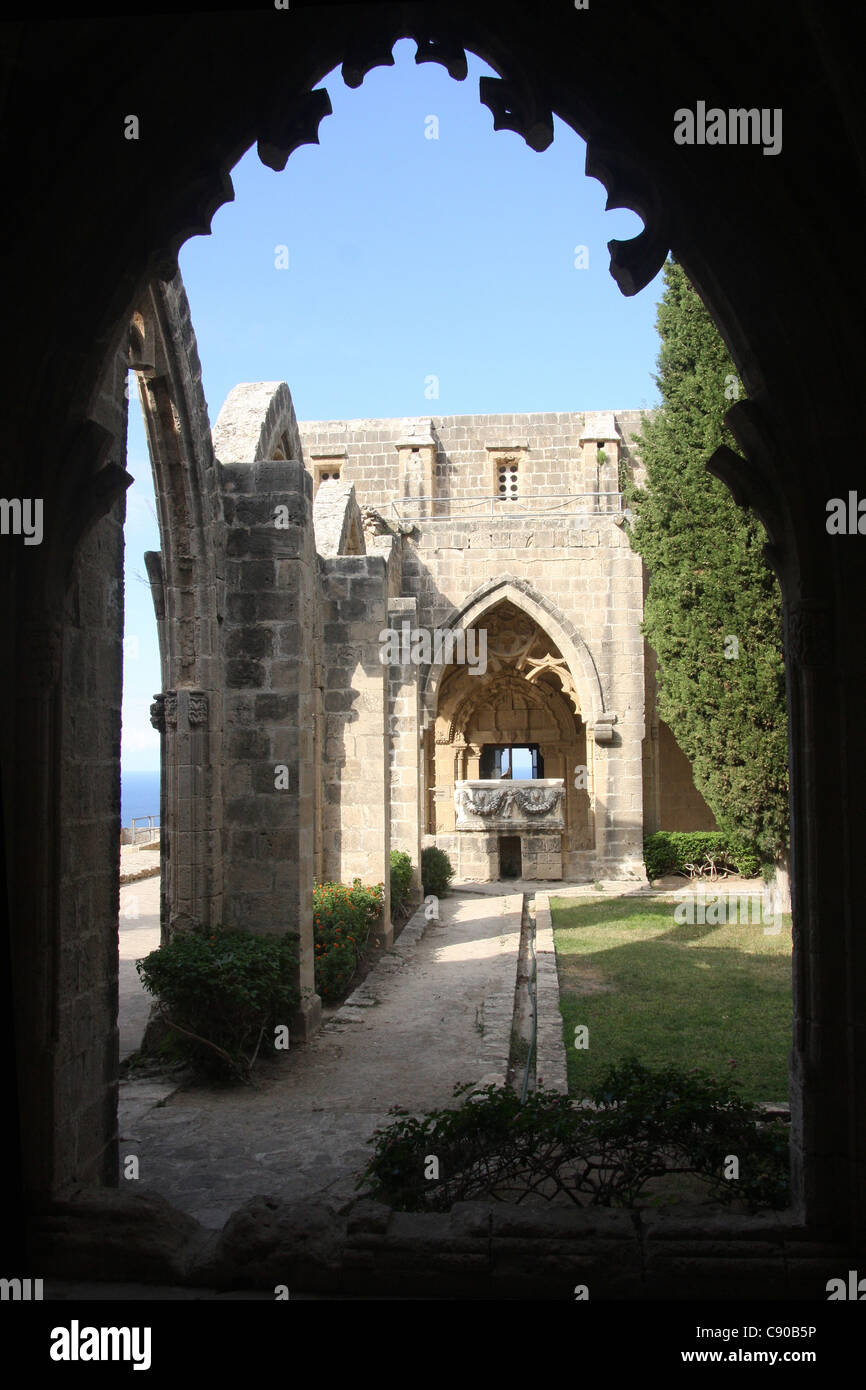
top-left (119, 890), bottom-right (523, 1228)
top-left (118, 875), bottom-right (160, 1061)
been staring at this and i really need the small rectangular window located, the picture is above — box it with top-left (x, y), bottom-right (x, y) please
top-left (314, 463), bottom-right (341, 494)
top-left (496, 459), bottom-right (519, 501)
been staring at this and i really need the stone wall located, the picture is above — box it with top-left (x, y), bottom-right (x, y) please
top-left (298, 410), bottom-right (646, 510)
top-left (642, 639), bottom-right (717, 834)
top-left (657, 721), bottom-right (718, 831)
top-left (319, 554), bottom-right (392, 941)
top-left (295, 410), bottom-right (703, 881)
top-left (53, 342), bottom-right (130, 1193)
top-left (218, 457), bottom-right (319, 1030)
top-left (403, 513), bottom-right (645, 879)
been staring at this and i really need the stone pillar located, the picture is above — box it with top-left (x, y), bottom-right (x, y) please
top-left (387, 597), bottom-right (422, 906)
top-left (593, 714), bottom-right (646, 878)
top-left (320, 554), bottom-right (392, 945)
top-left (395, 421), bottom-right (437, 520)
top-left (466, 743), bottom-right (482, 779)
top-left (219, 457), bottom-right (320, 1039)
top-left (149, 693), bottom-right (170, 946)
top-left (580, 411), bottom-right (620, 511)
top-left (164, 688), bottom-right (215, 930)
top-left (785, 594), bottom-right (865, 1236)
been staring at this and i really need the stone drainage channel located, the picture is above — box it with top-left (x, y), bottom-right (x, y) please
top-left (506, 894), bottom-right (538, 1097)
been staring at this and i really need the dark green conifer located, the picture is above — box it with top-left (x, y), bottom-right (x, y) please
top-left (627, 259), bottom-right (788, 861)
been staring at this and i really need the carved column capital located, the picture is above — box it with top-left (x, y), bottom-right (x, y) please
top-left (153, 689), bottom-right (178, 728)
top-left (149, 693), bottom-right (165, 732)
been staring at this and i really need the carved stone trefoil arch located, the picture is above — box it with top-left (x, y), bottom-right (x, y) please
top-left (421, 575), bottom-right (609, 735)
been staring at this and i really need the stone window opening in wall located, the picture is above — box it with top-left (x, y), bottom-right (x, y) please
top-left (314, 464), bottom-right (341, 493)
top-left (497, 458), bottom-right (519, 501)
top-left (271, 432), bottom-right (294, 461)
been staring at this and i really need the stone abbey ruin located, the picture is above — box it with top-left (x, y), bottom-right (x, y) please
top-left (141, 273), bottom-right (717, 1041)
top-left (3, 1), bottom-right (865, 1299)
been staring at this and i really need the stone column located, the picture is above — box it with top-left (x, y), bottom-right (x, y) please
top-left (579, 411), bottom-right (620, 511)
top-left (149, 693), bottom-right (170, 946)
top-left (320, 554), bottom-right (392, 946)
top-left (395, 421), bottom-right (437, 520)
top-left (387, 597), bottom-right (422, 906)
top-left (466, 743), bottom-right (482, 779)
top-left (219, 457), bottom-right (319, 1039)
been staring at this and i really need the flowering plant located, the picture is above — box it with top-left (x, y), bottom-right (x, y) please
top-left (313, 878), bottom-right (384, 1001)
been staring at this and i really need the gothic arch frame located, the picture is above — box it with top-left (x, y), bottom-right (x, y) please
top-left (4, 4), bottom-right (865, 1252)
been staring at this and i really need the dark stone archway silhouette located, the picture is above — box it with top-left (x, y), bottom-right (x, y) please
top-left (2, 2), bottom-right (864, 1285)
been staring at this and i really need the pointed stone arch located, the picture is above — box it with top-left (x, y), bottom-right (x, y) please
top-left (127, 273), bottom-right (224, 938)
top-left (313, 479), bottom-right (366, 557)
top-left (422, 575), bottom-right (608, 734)
top-left (212, 381), bottom-right (303, 465)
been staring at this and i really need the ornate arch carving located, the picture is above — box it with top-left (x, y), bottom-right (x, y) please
top-left (444, 668), bottom-right (575, 746)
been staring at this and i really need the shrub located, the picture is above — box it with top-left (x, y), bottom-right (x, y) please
top-left (136, 925), bottom-right (299, 1083)
top-left (389, 850), bottom-right (414, 917)
top-left (421, 845), bottom-right (454, 896)
top-left (357, 1056), bottom-right (789, 1213)
top-left (643, 830), bottom-right (761, 880)
top-left (313, 878), bottom-right (384, 1003)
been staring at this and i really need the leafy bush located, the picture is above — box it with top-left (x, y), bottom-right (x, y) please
top-left (136, 925), bottom-right (299, 1083)
top-left (389, 850), bottom-right (414, 917)
top-left (314, 878), bottom-right (384, 1003)
top-left (644, 830), bottom-right (760, 880)
top-left (356, 1056), bottom-right (789, 1213)
top-left (421, 845), bottom-right (454, 896)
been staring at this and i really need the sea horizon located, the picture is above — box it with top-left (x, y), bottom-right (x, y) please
top-left (121, 769), bottom-right (161, 829)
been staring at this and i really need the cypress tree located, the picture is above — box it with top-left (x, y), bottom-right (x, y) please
top-left (627, 258), bottom-right (788, 863)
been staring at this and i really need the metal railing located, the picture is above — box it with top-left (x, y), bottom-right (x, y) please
top-left (386, 492), bottom-right (623, 521)
top-left (130, 815), bottom-right (160, 844)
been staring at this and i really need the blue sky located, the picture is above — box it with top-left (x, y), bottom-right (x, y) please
top-left (122, 39), bottom-right (665, 771)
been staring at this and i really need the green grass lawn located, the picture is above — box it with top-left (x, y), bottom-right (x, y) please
top-left (550, 895), bottom-right (792, 1103)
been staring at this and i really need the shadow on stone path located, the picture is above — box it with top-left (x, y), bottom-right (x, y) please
top-left (119, 890), bottom-right (523, 1228)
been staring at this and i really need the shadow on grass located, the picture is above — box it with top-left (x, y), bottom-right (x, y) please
top-left (550, 896), bottom-right (792, 1103)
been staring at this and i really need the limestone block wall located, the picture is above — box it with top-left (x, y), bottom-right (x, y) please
top-left (319, 555), bottom-right (392, 942)
top-left (218, 458), bottom-right (319, 1028)
top-left (213, 381), bottom-right (303, 465)
top-left (404, 516), bottom-right (646, 878)
top-left (297, 410), bottom-right (652, 879)
top-left (386, 596), bottom-right (422, 900)
top-left (298, 411), bottom-right (646, 515)
top-left (642, 639), bottom-right (717, 834)
top-left (656, 722), bottom-right (718, 831)
top-left (53, 342), bottom-right (130, 1192)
